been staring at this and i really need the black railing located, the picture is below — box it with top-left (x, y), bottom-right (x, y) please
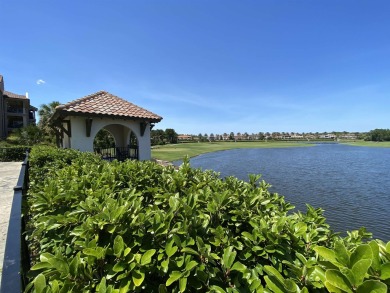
top-left (94, 146), bottom-right (138, 161)
top-left (1, 152), bottom-right (30, 293)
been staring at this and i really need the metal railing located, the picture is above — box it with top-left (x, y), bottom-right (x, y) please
top-left (94, 146), bottom-right (138, 161)
top-left (1, 152), bottom-right (30, 292)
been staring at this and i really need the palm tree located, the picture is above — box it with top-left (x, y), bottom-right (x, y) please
top-left (38, 101), bottom-right (60, 129)
top-left (38, 101), bottom-right (61, 142)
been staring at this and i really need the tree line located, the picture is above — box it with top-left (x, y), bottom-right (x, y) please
top-left (151, 128), bottom-right (178, 145)
top-left (1, 100), bottom-right (387, 146)
top-left (365, 129), bottom-right (390, 142)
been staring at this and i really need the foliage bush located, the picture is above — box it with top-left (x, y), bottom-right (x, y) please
top-left (0, 146), bottom-right (30, 161)
top-left (24, 147), bottom-right (390, 292)
top-left (365, 129), bottom-right (390, 142)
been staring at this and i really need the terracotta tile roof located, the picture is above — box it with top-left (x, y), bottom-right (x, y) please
top-left (3, 90), bottom-right (27, 99)
top-left (56, 91), bottom-right (162, 122)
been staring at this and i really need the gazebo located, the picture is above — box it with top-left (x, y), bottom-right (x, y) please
top-left (51, 91), bottom-right (162, 161)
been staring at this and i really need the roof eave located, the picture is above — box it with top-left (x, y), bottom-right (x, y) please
top-left (53, 110), bottom-right (162, 123)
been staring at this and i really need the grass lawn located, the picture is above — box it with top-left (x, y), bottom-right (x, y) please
top-left (341, 141), bottom-right (390, 148)
top-left (151, 141), bottom-right (312, 161)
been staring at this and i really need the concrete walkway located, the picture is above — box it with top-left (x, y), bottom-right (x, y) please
top-left (0, 162), bottom-right (22, 286)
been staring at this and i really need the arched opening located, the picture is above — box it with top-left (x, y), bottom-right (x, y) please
top-left (93, 124), bottom-right (139, 161)
top-left (93, 128), bottom-right (115, 149)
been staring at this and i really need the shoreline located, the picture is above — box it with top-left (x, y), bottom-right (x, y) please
top-left (152, 140), bottom-right (390, 162)
top-left (151, 141), bottom-right (314, 162)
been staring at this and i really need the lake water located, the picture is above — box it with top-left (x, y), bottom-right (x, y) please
top-left (175, 144), bottom-right (390, 241)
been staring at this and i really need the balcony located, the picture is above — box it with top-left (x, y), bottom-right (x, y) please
top-left (7, 107), bottom-right (24, 114)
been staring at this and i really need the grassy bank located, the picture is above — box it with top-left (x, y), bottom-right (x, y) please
top-left (151, 141), bottom-right (312, 161)
top-left (342, 141), bottom-right (390, 148)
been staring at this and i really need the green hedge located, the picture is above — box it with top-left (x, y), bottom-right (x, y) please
top-left (24, 147), bottom-right (390, 292)
top-left (0, 146), bottom-right (30, 161)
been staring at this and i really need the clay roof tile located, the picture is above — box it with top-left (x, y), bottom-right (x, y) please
top-left (56, 91), bottom-right (162, 122)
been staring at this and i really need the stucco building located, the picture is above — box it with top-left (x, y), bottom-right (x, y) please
top-left (0, 75), bottom-right (37, 139)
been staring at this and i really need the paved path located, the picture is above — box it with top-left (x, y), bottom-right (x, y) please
top-left (0, 162), bottom-right (22, 286)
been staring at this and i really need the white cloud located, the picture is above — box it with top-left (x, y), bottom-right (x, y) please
top-left (36, 79), bottom-right (46, 85)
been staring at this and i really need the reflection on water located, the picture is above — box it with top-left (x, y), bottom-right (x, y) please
top-left (176, 144), bottom-right (390, 241)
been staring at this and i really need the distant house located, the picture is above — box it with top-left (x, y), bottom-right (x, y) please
top-left (319, 134), bottom-right (336, 139)
top-left (0, 75), bottom-right (37, 139)
top-left (50, 91), bottom-right (162, 161)
top-left (178, 134), bottom-right (193, 141)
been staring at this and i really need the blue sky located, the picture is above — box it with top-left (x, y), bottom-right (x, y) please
top-left (1, 0), bottom-right (389, 134)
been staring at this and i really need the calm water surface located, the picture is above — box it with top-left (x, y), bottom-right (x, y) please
top-left (176, 144), bottom-right (390, 241)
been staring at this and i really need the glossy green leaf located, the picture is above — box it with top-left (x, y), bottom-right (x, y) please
top-left (113, 262), bottom-right (126, 272)
top-left (334, 241), bottom-right (349, 267)
top-left (351, 259), bottom-right (372, 286)
top-left (356, 280), bottom-right (387, 293)
top-left (119, 278), bottom-right (131, 293)
top-left (209, 285), bottom-right (227, 293)
top-left (179, 277), bottom-right (187, 292)
top-left (123, 247), bottom-right (131, 257)
top-left (51, 280), bottom-right (59, 293)
top-left (350, 244), bottom-right (373, 268)
top-left (380, 263), bottom-right (390, 280)
top-left (222, 246), bottom-right (237, 269)
top-left (324, 281), bottom-right (345, 293)
top-left (249, 279), bottom-right (262, 291)
top-left (325, 269), bottom-right (353, 293)
top-left (141, 249), bottom-right (156, 265)
top-left (114, 235), bottom-right (124, 257)
top-left (294, 222), bottom-right (307, 236)
top-left (339, 267), bottom-right (355, 289)
top-left (264, 265), bottom-right (285, 286)
top-left (30, 262), bottom-right (52, 270)
top-left (185, 260), bottom-right (198, 271)
top-left (132, 269), bottom-right (145, 287)
top-left (314, 246), bottom-right (340, 266)
top-left (230, 261), bottom-right (248, 273)
top-left (242, 231), bottom-right (255, 242)
top-left (264, 275), bottom-right (284, 293)
top-left (386, 241), bottom-right (390, 254)
top-left (48, 257), bottom-right (69, 275)
top-left (368, 240), bottom-right (381, 271)
top-left (166, 271), bottom-right (182, 286)
top-left (181, 247), bottom-right (199, 256)
top-left (166, 239), bottom-right (178, 258)
top-left (34, 273), bottom-right (46, 293)
top-left (284, 279), bottom-right (298, 292)
top-left (98, 277), bottom-right (107, 293)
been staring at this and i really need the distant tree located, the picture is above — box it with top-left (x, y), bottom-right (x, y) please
top-left (272, 132), bottom-right (280, 139)
top-left (94, 129), bottom-right (115, 149)
top-left (151, 129), bottom-right (165, 145)
top-left (15, 125), bottom-right (44, 145)
top-left (367, 129), bottom-right (390, 141)
top-left (258, 132), bottom-right (265, 140)
top-left (229, 132), bottom-right (235, 140)
top-left (165, 128), bottom-right (178, 144)
top-left (129, 131), bottom-right (138, 146)
top-left (38, 101), bottom-right (61, 142)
